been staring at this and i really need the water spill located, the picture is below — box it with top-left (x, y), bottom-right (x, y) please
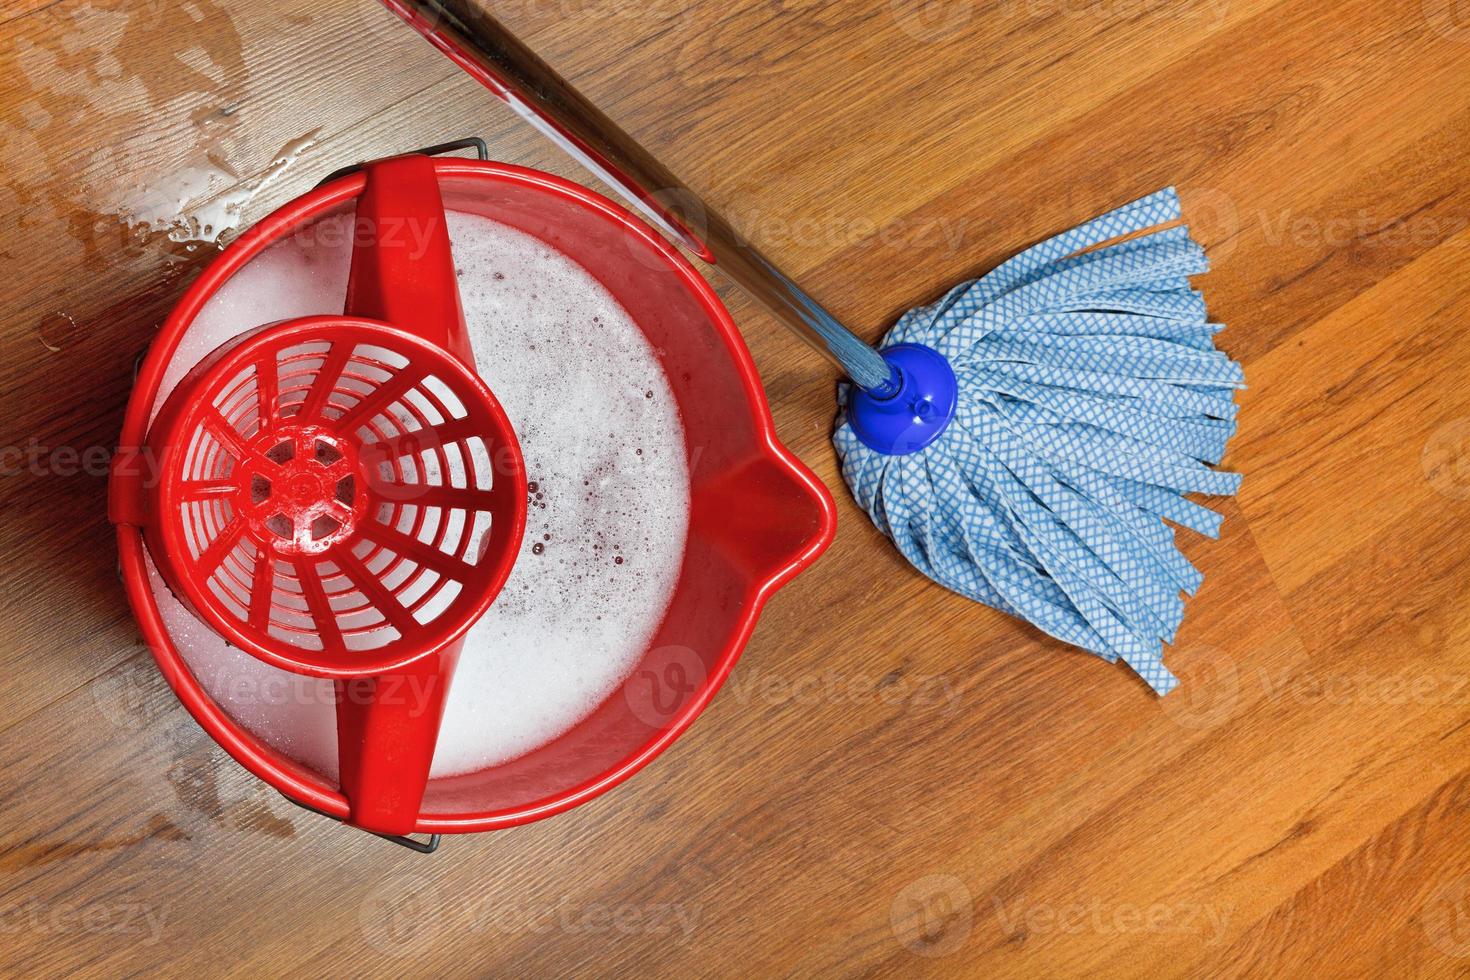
top-left (0, 0), bottom-right (249, 303)
top-left (117, 128), bottom-right (322, 248)
top-left (36, 310), bottom-right (84, 352)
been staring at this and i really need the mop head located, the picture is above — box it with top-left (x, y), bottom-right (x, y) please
top-left (834, 188), bottom-right (1242, 695)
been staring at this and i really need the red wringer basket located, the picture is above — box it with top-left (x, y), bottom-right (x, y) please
top-left (111, 155), bottom-right (527, 836)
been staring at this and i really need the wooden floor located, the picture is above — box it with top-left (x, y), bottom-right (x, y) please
top-left (2, 0), bottom-right (1469, 975)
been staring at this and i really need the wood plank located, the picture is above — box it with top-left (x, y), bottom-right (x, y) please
top-left (2, 0), bottom-right (1469, 975)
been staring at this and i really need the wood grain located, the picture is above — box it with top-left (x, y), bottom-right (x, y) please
top-left (2, 0), bottom-right (1468, 975)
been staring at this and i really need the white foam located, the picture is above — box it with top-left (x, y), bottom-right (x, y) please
top-left (151, 209), bottom-right (690, 779)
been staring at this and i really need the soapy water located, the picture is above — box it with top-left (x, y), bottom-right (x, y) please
top-left (150, 210), bottom-right (690, 778)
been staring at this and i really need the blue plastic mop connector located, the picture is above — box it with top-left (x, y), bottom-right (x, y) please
top-left (848, 344), bottom-right (958, 455)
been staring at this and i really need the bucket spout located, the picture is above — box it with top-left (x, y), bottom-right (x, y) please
top-left (694, 449), bottom-right (836, 593)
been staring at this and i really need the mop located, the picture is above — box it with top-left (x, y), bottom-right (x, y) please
top-left (380, 0), bottom-right (1244, 694)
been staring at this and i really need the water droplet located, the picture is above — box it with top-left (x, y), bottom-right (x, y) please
top-left (36, 311), bottom-right (84, 352)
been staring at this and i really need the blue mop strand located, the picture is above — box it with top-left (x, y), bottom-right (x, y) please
top-left (835, 188), bottom-right (1243, 695)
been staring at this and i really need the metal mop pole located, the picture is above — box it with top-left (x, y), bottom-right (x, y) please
top-left (379, 0), bottom-right (901, 397)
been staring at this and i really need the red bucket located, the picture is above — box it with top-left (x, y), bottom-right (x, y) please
top-left (112, 157), bottom-right (835, 836)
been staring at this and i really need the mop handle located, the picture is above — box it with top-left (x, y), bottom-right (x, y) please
top-left (379, 0), bottom-right (901, 397)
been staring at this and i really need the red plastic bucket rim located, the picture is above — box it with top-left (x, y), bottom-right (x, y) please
top-left (115, 159), bottom-right (837, 833)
